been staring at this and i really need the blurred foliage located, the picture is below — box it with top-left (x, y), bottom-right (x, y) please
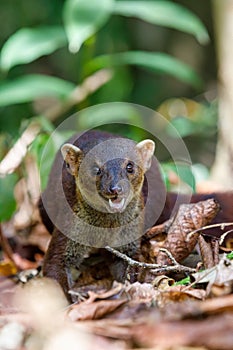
top-left (0, 173), bottom-right (18, 221)
top-left (0, 0), bottom-right (218, 222)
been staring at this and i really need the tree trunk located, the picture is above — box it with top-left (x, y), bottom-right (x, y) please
top-left (211, 0), bottom-right (233, 188)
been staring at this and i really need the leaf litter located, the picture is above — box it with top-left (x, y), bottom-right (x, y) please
top-left (1, 198), bottom-right (233, 349)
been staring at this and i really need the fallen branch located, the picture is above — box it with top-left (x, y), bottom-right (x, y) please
top-left (105, 246), bottom-right (196, 275)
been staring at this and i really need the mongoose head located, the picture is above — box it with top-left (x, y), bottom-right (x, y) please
top-left (61, 137), bottom-right (155, 214)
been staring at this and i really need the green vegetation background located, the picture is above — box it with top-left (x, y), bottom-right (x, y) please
top-left (0, 0), bottom-right (218, 221)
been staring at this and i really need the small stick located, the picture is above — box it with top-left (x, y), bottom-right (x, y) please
top-left (219, 229), bottom-right (233, 245)
top-left (105, 246), bottom-right (195, 274)
top-left (159, 248), bottom-right (179, 265)
top-left (187, 222), bottom-right (233, 241)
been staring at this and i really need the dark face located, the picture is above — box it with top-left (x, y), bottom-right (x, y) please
top-left (95, 158), bottom-right (144, 213)
top-left (61, 136), bottom-right (155, 214)
top-left (77, 156), bottom-right (144, 213)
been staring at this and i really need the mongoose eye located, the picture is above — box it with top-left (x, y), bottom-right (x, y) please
top-left (126, 162), bottom-right (134, 173)
top-left (92, 166), bottom-right (102, 176)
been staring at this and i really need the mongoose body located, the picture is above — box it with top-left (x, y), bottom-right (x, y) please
top-left (40, 130), bottom-right (233, 301)
top-left (40, 130), bottom-right (166, 300)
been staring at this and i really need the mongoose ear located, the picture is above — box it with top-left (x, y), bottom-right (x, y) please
top-left (136, 139), bottom-right (155, 172)
top-left (61, 143), bottom-right (82, 176)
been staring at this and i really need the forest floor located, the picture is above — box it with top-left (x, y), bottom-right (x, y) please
top-left (1, 197), bottom-right (233, 350)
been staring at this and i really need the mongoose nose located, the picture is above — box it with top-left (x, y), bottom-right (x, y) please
top-left (109, 184), bottom-right (123, 195)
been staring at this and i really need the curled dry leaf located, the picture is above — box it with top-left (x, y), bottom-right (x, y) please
top-left (68, 299), bottom-right (127, 322)
top-left (68, 283), bottom-right (127, 321)
top-left (152, 275), bottom-right (175, 290)
top-left (156, 198), bottom-right (220, 265)
top-left (85, 282), bottom-right (123, 303)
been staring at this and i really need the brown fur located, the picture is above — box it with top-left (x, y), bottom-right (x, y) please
top-left (39, 130), bottom-right (233, 301)
top-left (40, 130), bottom-right (163, 301)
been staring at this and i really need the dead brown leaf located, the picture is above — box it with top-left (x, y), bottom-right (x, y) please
top-left (156, 199), bottom-right (220, 265)
top-left (158, 285), bottom-right (206, 307)
top-left (68, 283), bottom-right (128, 321)
top-left (200, 293), bottom-right (233, 314)
top-left (68, 298), bottom-right (128, 321)
top-left (125, 282), bottom-right (158, 301)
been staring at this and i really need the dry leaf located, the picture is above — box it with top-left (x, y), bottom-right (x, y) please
top-left (68, 283), bottom-right (128, 321)
top-left (158, 285), bottom-right (206, 307)
top-left (125, 282), bottom-right (158, 301)
top-left (157, 199), bottom-right (220, 265)
top-left (198, 235), bottom-right (219, 269)
top-left (152, 275), bottom-right (175, 290)
top-left (85, 282), bottom-right (123, 302)
top-left (68, 299), bottom-right (127, 321)
top-left (192, 255), bottom-right (233, 296)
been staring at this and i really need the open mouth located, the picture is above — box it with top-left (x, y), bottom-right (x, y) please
top-left (108, 196), bottom-right (126, 213)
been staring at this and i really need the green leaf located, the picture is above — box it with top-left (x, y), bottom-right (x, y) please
top-left (63, 0), bottom-right (113, 53)
top-left (88, 51), bottom-right (203, 89)
top-left (0, 26), bottom-right (67, 72)
top-left (227, 251), bottom-right (233, 260)
top-left (175, 276), bottom-right (191, 285)
top-left (0, 75), bottom-right (76, 107)
top-left (113, 1), bottom-right (209, 44)
top-left (0, 174), bottom-right (18, 221)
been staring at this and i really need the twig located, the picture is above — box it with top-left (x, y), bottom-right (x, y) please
top-left (105, 246), bottom-right (196, 274)
top-left (159, 248), bottom-right (179, 265)
top-left (219, 229), bottom-right (233, 245)
top-left (187, 222), bottom-right (233, 241)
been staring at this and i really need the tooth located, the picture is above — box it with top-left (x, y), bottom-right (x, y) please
top-left (109, 198), bottom-right (125, 212)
